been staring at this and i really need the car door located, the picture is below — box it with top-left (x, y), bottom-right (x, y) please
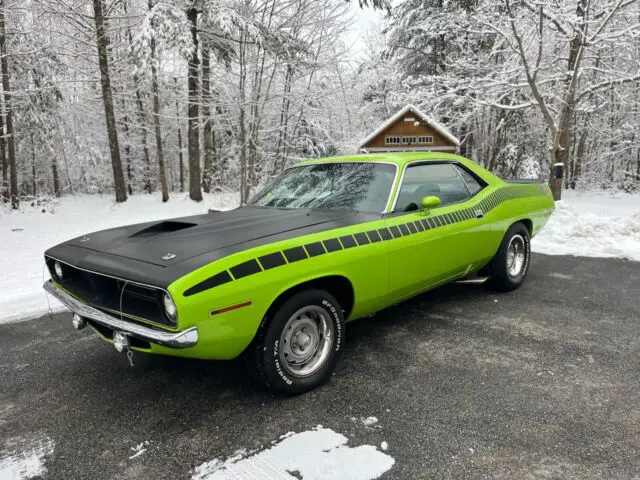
top-left (384, 162), bottom-right (485, 302)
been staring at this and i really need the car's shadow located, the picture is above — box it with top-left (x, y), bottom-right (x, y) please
top-left (83, 279), bottom-right (491, 398)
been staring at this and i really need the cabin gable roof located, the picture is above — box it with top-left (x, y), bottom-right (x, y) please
top-left (359, 104), bottom-right (460, 149)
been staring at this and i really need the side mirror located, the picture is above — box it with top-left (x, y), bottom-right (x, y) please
top-left (421, 196), bottom-right (441, 215)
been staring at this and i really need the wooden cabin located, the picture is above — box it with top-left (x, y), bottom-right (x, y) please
top-left (359, 104), bottom-right (460, 153)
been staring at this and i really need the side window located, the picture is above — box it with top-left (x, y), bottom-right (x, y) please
top-left (394, 163), bottom-right (471, 212)
top-left (455, 165), bottom-right (485, 196)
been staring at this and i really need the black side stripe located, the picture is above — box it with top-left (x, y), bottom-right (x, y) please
top-left (259, 251), bottom-right (286, 270)
top-left (323, 238), bottom-right (342, 252)
top-left (184, 270), bottom-right (233, 297)
top-left (378, 228), bottom-right (392, 240)
top-left (354, 232), bottom-right (370, 246)
top-left (340, 235), bottom-right (357, 248)
top-left (367, 230), bottom-right (382, 242)
top-left (284, 246), bottom-right (308, 262)
top-left (305, 242), bottom-right (326, 257)
top-left (182, 185), bottom-right (544, 296)
top-left (230, 259), bottom-right (262, 279)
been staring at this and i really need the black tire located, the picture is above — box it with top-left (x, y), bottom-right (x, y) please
top-left (488, 222), bottom-right (531, 292)
top-left (246, 289), bottom-right (345, 395)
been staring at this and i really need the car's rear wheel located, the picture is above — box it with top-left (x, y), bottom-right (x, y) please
top-left (488, 222), bottom-right (531, 292)
top-left (247, 289), bottom-right (344, 394)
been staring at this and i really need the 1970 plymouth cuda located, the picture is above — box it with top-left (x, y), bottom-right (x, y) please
top-left (44, 153), bottom-right (554, 393)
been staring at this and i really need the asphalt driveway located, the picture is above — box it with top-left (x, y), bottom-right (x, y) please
top-left (1, 254), bottom-right (639, 479)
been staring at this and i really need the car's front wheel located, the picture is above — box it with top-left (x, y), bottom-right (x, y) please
top-left (248, 289), bottom-right (345, 394)
top-left (488, 222), bottom-right (531, 292)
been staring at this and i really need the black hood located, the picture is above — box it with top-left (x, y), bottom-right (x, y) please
top-left (45, 207), bottom-right (378, 288)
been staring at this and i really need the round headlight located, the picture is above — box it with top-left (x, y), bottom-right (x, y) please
top-left (163, 293), bottom-right (177, 321)
top-left (54, 261), bottom-right (63, 279)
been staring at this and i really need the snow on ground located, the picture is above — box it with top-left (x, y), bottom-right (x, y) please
top-left (0, 192), bottom-right (238, 325)
top-left (532, 190), bottom-right (640, 261)
top-left (191, 426), bottom-right (394, 480)
top-left (0, 435), bottom-right (54, 480)
top-left (0, 189), bottom-right (638, 324)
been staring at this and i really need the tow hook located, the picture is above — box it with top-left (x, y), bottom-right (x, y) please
top-left (112, 331), bottom-right (130, 353)
top-left (72, 313), bottom-right (87, 330)
top-left (113, 331), bottom-right (135, 366)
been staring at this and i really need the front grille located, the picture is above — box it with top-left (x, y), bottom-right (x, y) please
top-left (46, 257), bottom-right (176, 328)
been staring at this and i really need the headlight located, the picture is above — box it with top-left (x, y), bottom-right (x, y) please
top-left (163, 293), bottom-right (177, 321)
top-left (54, 261), bottom-right (63, 279)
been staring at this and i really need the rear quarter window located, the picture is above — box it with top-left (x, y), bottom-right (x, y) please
top-left (455, 165), bottom-right (486, 196)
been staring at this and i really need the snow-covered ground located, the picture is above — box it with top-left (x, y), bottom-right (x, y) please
top-left (531, 190), bottom-right (640, 261)
top-left (0, 192), bottom-right (238, 325)
top-left (0, 190), bottom-right (638, 325)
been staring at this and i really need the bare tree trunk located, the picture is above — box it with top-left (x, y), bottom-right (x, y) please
top-left (238, 33), bottom-right (248, 204)
top-left (120, 97), bottom-right (133, 195)
top-left (274, 64), bottom-right (293, 174)
top-left (0, 94), bottom-right (5, 190)
top-left (201, 41), bottom-right (213, 193)
top-left (92, 0), bottom-right (127, 202)
top-left (51, 156), bottom-right (60, 197)
top-left (186, 3), bottom-right (202, 202)
top-left (551, 0), bottom-right (586, 174)
top-left (30, 133), bottom-right (36, 195)
top-left (149, 0), bottom-right (168, 202)
top-left (124, 0), bottom-right (151, 194)
top-left (0, 0), bottom-right (17, 208)
top-left (135, 85), bottom-right (152, 193)
top-left (174, 77), bottom-right (184, 193)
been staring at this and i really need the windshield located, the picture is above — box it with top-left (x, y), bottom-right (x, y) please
top-left (249, 162), bottom-right (396, 213)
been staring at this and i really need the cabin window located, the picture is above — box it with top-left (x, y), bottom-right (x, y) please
top-left (394, 163), bottom-right (471, 212)
top-left (404, 117), bottom-right (416, 122)
top-left (454, 165), bottom-right (486, 196)
top-left (385, 136), bottom-right (400, 145)
top-left (418, 136), bottom-right (433, 144)
top-left (402, 136), bottom-right (418, 144)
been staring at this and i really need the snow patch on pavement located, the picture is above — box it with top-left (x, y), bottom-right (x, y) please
top-left (361, 416), bottom-right (378, 427)
top-left (0, 435), bottom-right (54, 480)
top-left (0, 192), bottom-right (237, 324)
top-left (128, 441), bottom-right (150, 460)
top-left (532, 192), bottom-right (640, 261)
top-left (191, 426), bottom-right (394, 480)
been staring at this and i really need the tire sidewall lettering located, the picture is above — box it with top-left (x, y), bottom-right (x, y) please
top-left (271, 298), bottom-right (342, 387)
top-left (321, 299), bottom-right (342, 352)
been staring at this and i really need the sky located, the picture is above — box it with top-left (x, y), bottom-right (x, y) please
top-left (344, 2), bottom-right (386, 59)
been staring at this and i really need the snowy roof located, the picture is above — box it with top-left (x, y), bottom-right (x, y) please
top-left (359, 104), bottom-right (460, 148)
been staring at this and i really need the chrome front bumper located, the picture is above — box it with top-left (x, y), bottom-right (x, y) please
top-left (43, 281), bottom-right (198, 349)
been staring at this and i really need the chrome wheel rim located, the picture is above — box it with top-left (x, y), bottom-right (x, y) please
top-left (279, 306), bottom-right (334, 378)
top-left (506, 234), bottom-right (526, 277)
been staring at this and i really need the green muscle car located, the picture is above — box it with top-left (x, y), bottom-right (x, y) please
top-left (43, 152), bottom-right (554, 393)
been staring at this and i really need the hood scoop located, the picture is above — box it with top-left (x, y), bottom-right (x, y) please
top-left (130, 221), bottom-right (197, 238)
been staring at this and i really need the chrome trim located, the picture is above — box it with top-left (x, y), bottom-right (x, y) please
top-left (389, 158), bottom-right (430, 213)
top-left (260, 161), bottom-right (400, 214)
top-left (44, 255), bottom-right (168, 294)
top-left (43, 281), bottom-right (198, 349)
top-left (453, 163), bottom-right (474, 195)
